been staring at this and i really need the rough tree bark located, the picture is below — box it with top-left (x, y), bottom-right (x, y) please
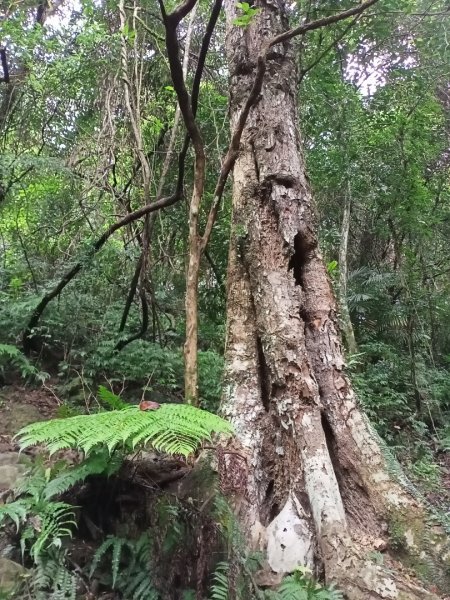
top-left (338, 183), bottom-right (358, 356)
top-left (220, 2), bottom-right (449, 598)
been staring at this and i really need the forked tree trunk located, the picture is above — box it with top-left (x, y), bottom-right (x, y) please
top-left (221, 2), bottom-right (449, 598)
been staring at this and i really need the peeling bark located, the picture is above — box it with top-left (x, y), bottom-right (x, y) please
top-left (221, 1), bottom-right (449, 598)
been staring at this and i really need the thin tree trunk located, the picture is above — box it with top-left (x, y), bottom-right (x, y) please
top-left (159, 1), bottom-right (206, 405)
top-left (221, 2), bottom-right (449, 598)
top-left (338, 183), bottom-right (358, 355)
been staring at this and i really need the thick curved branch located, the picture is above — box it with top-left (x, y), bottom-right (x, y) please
top-left (160, 0), bottom-right (204, 156)
top-left (270, 0), bottom-right (380, 47)
top-left (166, 0), bottom-right (198, 25)
top-left (22, 192), bottom-right (178, 353)
top-left (201, 0), bottom-right (380, 249)
top-left (22, 0), bottom-right (221, 353)
top-left (299, 15), bottom-right (360, 83)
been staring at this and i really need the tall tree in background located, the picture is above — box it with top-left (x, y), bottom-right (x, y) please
top-left (221, 1), bottom-right (449, 597)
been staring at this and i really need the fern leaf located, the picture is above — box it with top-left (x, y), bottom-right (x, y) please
top-left (129, 574), bottom-right (158, 600)
top-left (209, 562), bottom-right (229, 600)
top-left (98, 385), bottom-right (127, 410)
top-left (0, 499), bottom-right (30, 530)
top-left (44, 450), bottom-right (122, 499)
top-left (111, 535), bottom-right (123, 588)
top-left (323, 585), bottom-right (344, 600)
top-left (278, 575), bottom-right (309, 600)
top-left (30, 502), bottom-right (76, 562)
top-left (17, 405), bottom-right (233, 457)
top-left (89, 536), bottom-right (120, 578)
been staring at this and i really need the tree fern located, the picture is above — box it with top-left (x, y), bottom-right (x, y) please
top-left (17, 404), bottom-right (233, 456)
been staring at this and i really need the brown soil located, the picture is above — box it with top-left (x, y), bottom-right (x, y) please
top-left (0, 382), bottom-right (60, 452)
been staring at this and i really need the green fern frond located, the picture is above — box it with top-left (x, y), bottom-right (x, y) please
top-left (121, 533), bottom-right (155, 600)
top-left (44, 450), bottom-right (122, 500)
top-left (278, 573), bottom-right (310, 600)
top-left (0, 499), bottom-right (30, 530)
top-left (209, 562), bottom-right (229, 600)
top-left (122, 571), bottom-right (158, 600)
top-left (17, 404), bottom-right (233, 457)
top-left (33, 552), bottom-right (76, 600)
top-left (29, 502), bottom-right (76, 562)
top-left (91, 533), bottom-right (157, 599)
top-left (14, 464), bottom-right (48, 502)
top-left (316, 585), bottom-right (344, 600)
top-left (90, 536), bottom-right (125, 582)
top-left (98, 385), bottom-right (128, 410)
top-left (274, 568), bottom-right (344, 600)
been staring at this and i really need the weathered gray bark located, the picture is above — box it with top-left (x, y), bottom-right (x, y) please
top-left (220, 2), bottom-right (449, 598)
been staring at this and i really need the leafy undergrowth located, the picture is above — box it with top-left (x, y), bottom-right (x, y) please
top-left (0, 378), bottom-right (448, 599)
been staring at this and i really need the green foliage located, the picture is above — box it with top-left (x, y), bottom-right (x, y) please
top-left (326, 260), bottom-right (338, 275)
top-left (42, 450), bottom-right (122, 500)
top-left (80, 340), bottom-right (184, 391)
top-left (90, 533), bottom-right (157, 600)
top-left (268, 568), bottom-right (343, 600)
top-left (198, 350), bottom-right (224, 412)
top-left (17, 402), bottom-right (233, 456)
top-left (439, 426), bottom-right (450, 452)
top-left (89, 535), bottom-right (126, 587)
top-left (0, 343), bottom-right (49, 383)
top-left (0, 460), bottom-right (81, 566)
top-left (97, 384), bottom-right (127, 410)
top-left (0, 450), bottom-right (122, 576)
top-left (407, 453), bottom-right (442, 492)
top-left (209, 562), bottom-right (229, 600)
top-left (353, 341), bottom-right (412, 439)
top-left (0, 494), bottom-right (75, 562)
top-left (233, 2), bottom-right (261, 27)
top-left (31, 551), bottom-right (77, 600)
top-left (1, 0), bottom-right (450, 596)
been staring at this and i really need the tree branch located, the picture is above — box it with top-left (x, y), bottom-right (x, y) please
top-left (0, 49), bottom-right (9, 84)
top-left (269, 0), bottom-right (380, 48)
top-left (201, 0), bottom-right (380, 250)
top-left (22, 0), bottom-right (221, 353)
top-left (299, 15), bottom-right (360, 83)
top-left (118, 254), bottom-right (143, 333)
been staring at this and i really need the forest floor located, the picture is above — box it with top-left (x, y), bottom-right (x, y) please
top-left (0, 382), bottom-right (60, 453)
top-left (0, 381), bottom-right (449, 599)
top-left (1, 380), bottom-right (450, 504)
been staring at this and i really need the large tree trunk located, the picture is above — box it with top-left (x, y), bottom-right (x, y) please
top-left (221, 2), bottom-right (449, 598)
